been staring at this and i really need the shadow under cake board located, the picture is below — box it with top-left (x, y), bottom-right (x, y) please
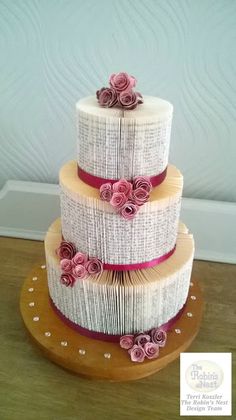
top-left (20, 264), bottom-right (204, 382)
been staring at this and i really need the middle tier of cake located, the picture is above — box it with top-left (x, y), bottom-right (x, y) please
top-left (60, 161), bottom-right (183, 267)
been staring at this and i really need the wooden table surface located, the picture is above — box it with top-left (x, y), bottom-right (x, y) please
top-left (0, 236), bottom-right (235, 420)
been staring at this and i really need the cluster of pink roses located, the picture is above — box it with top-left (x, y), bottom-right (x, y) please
top-left (96, 72), bottom-right (143, 110)
top-left (120, 328), bottom-right (167, 363)
top-left (100, 176), bottom-right (152, 220)
top-left (57, 241), bottom-right (103, 287)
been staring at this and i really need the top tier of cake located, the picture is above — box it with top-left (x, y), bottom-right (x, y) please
top-left (76, 95), bottom-right (173, 182)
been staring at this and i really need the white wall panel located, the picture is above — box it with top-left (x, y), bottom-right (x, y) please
top-left (0, 0), bottom-right (236, 201)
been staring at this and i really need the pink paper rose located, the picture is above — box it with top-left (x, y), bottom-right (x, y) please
top-left (128, 344), bottom-right (145, 363)
top-left (132, 187), bottom-right (149, 206)
top-left (57, 241), bottom-right (76, 260)
top-left (100, 183), bottom-right (113, 202)
top-left (96, 87), bottom-right (105, 100)
top-left (118, 91), bottom-right (143, 110)
top-left (60, 273), bottom-right (76, 287)
top-left (144, 342), bottom-right (159, 359)
top-left (110, 192), bottom-right (127, 209)
top-left (85, 258), bottom-right (103, 275)
top-left (133, 176), bottom-right (152, 193)
top-left (72, 264), bottom-right (88, 280)
top-left (120, 335), bottom-right (134, 350)
top-left (134, 333), bottom-right (151, 347)
top-left (60, 258), bottom-right (73, 273)
top-left (150, 328), bottom-right (167, 347)
top-left (96, 87), bottom-right (118, 107)
top-left (72, 252), bottom-right (88, 266)
top-left (109, 72), bottom-right (136, 93)
top-left (113, 178), bottom-right (132, 196)
top-left (119, 201), bottom-right (139, 220)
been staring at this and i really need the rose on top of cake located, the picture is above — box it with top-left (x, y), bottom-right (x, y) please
top-left (96, 72), bottom-right (143, 110)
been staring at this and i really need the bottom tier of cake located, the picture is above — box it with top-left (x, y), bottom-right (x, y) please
top-left (45, 219), bottom-right (194, 336)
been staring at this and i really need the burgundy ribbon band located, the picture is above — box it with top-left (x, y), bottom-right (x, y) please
top-left (103, 246), bottom-right (176, 271)
top-left (50, 296), bottom-right (186, 343)
top-left (59, 242), bottom-right (176, 272)
top-left (77, 165), bottom-right (167, 189)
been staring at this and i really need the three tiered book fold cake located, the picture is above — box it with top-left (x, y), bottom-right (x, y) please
top-left (45, 73), bottom-right (195, 362)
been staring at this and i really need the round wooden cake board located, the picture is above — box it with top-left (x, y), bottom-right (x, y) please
top-left (20, 264), bottom-right (204, 382)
